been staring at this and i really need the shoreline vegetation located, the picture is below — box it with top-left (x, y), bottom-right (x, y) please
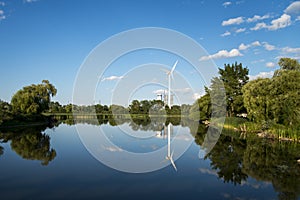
top-left (1, 58), bottom-right (300, 143)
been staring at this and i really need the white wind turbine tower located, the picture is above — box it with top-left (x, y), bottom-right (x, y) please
top-left (166, 123), bottom-right (177, 171)
top-left (166, 60), bottom-right (178, 107)
top-left (161, 60), bottom-right (178, 171)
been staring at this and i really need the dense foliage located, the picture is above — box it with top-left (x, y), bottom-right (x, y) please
top-left (190, 62), bottom-right (247, 120)
top-left (11, 80), bottom-right (57, 115)
top-left (219, 62), bottom-right (249, 116)
top-left (243, 58), bottom-right (300, 127)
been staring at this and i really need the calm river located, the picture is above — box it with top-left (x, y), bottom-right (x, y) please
top-left (0, 118), bottom-right (300, 200)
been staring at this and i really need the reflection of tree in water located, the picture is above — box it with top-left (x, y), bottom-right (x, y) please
top-left (205, 135), bottom-right (248, 185)
top-left (0, 145), bottom-right (3, 156)
top-left (193, 125), bottom-right (300, 200)
top-left (0, 125), bottom-right (56, 166)
top-left (193, 124), bottom-right (208, 145)
top-left (243, 139), bottom-right (300, 200)
top-left (11, 133), bottom-right (56, 166)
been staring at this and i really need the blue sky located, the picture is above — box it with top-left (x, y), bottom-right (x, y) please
top-left (0, 0), bottom-right (300, 105)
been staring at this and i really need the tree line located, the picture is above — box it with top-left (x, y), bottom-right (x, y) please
top-left (1, 57), bottom-right (299, 130)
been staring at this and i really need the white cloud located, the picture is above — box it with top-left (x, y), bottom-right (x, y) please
top-left (236, 28), bottom-right (246, 33)
top-left (249, 71), bottom-right (274, 80)
top-left (173, 87), bottom-right (192, 93)
top-left (268, 14), bottom-right (291, 30)
top-left (281, 46), bottom-right (300, 59)
top-left (250, 22), bottom-right (267, 30)
top-left (222, 17), bottom-right (244, 26)
top-left (0, 2), bottom-right (5, 6)
top-left (192, 93), bottom-right (201, 100)
top-left (238, 43), bottom-right (250, 50)
top-left (24, 0), bottom-right (39, 3)
top-left (200, 49), bottom-right (243, 61)
top-left (251, 59), bottom-right (265, 64)
top-left (247, 14), bottom-right (270, 23)
top-left (285, 1), bottom-right (300, 15)
top-left (154, 88), bottom-right (192, 95)
top-left (0, 9), bottom-right (5, 21)
top-left (238, 41), bottom-right (260, 51)
top-left (101, 75), bottom-right (124, 82)
top-left (153, 89), bottom-right (165, 95)
top-left (222, 1), bottom-right (232, 7)
top-left (296, 16), bottom-right (300, 21)
top-left (221, 31), bottom-right (231, 37)
top-left (263, 42), bottom-right (276, 51)
top-left (251, 14), bottom-right (291, 31)
top-left (266, 62), bottom-right (275, 68)
top-left (282, 46), bottom-right (300, 53)
top-left (251, 41), bottom-right (261, 46)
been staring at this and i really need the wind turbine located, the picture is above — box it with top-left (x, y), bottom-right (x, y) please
top-left (165, 60), bottom-right (178, 107)
top-left (165, 123), bottom-right (177, 171)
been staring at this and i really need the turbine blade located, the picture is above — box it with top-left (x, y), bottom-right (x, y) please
top-left (170, 156), bottom-right (177, 171)
top-left (170, 60), bottom-right (178, 74)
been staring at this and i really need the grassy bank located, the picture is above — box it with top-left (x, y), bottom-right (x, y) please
top-left (213, 117), bottom-right (300, 142)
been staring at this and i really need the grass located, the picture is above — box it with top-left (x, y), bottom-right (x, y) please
top-left (214, 117), bottom-right (300, 142)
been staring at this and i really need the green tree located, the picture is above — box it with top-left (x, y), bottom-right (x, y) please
top-left (189, 77), bottom-right (226, 121)
top-left (243, 58), bottom-right (300, 127)
top-left (64, 104), bottom-right (73, 113)
top-left (170, 105), bottom-right (181, 115)
top-left (140, 100), bottom-right (151, 114)
top-left (270, 70), bottom-right (300, 126)
top-left (219, 62), bottom-right (249, 116)
top-left (129, 100), bottom-right (141, 114)
top-left (11, 80), bottom-right (57, 115)
top-left (278, 57), bottom-right (300, 71)
top-left (48, 101), bottom-right (64, 113)
top-left (180, 104), bottom-right (191, 116)
top-left (242, 78), bottom-right (272, 122)
top-left (189, 88), bottom-right (211, 121)
top-left (109, 104), bottom-right (128, 115)
top-left (0, 100), bottom-right (13, 125)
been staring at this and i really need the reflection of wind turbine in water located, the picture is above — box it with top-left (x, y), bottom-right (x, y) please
top-left (166, 123), bottom-right (177, 171)
top-left (162, 60), bottom-right (178, 107)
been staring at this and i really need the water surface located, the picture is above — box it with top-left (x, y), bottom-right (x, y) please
top-left (1, 119), bottom-right (300, 200)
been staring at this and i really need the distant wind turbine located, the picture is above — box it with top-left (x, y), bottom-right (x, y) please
top-left (162, 60), bottom-right (178, 107)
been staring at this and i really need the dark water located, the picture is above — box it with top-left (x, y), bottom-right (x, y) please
top-left (1, 118), bottom-right (300, 200)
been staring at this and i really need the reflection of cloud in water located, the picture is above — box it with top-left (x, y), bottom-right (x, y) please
top-left (200, 168), bottom-right (271, 191)
top-left (174, 134), bottom-right (193, 141)
top-left (151, 144), bottom-right (159, 150)
top-left (198, 168), bottom-right (218, 176)
top-left (222, 192), bottom-right (254, 200)
top-left (240, 179), bottom-right (271, 189)
top-left (102, 145), bottom-right (123, 152)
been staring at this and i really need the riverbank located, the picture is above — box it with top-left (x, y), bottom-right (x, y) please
top-left (0, 114), bottom-right (55, 129)
top-left (211, 117), bottom-right (300, 142)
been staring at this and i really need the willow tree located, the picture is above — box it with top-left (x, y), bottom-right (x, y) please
top-left (11, 80), bottom-right (57, 115)
top-left (242, 58), bottom-right (300, 126)
top-left (242, 78), bottom-right (272, 122)
top-left (270, 70), bottom-right (300, 126)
